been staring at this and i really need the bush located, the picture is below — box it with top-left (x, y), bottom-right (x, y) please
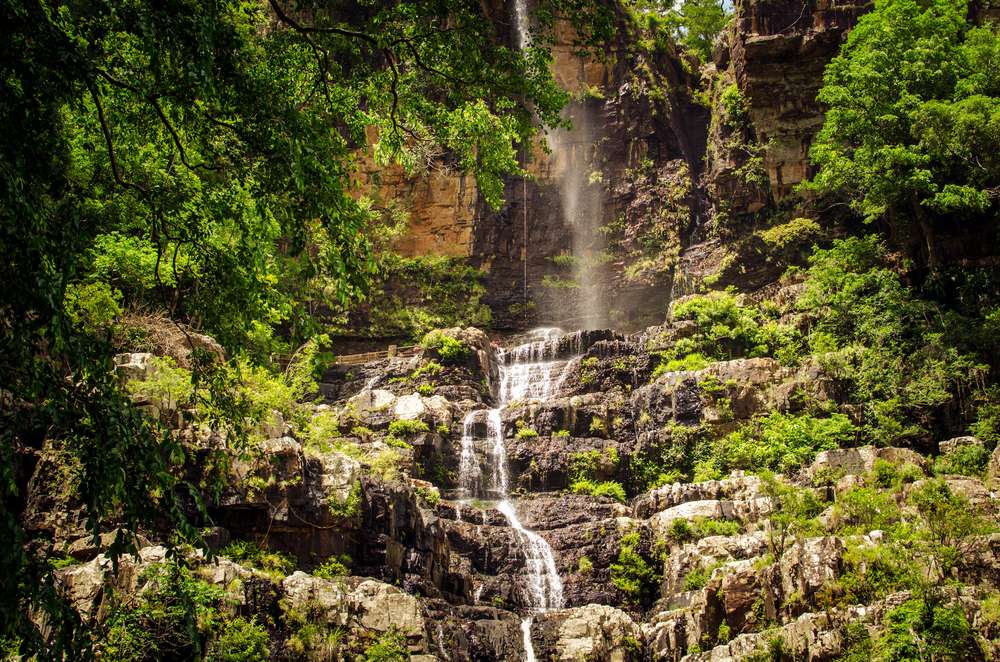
top-left (837, 543), bottom-right (921, 604)
top-left (363, 630), bottom-right (409, 661)
top-left (934, 444), bottom-right (990, 476)
top-left (101, 562), bottom-right (223, 662)
top-left (313, 555), bottom-right (352, 579)
top-left (65, 280), bottom-right (123, 333)
top-left (420, 330), bottom-right (471, 364)
top-left (126, 356), bottom-right (194, 413)
top-left (385, 418), bottom-right (430, 447)
top-left (220, 541), bottom-right (295, 578)
top-left (833, 486), bottom-right (901, 533)
top-left (328, 481), bottom-right (362, 520)
top-left (610, 531), bottom-right (659, 605)
top-left (798, 236), bottom-right (987, 443)
top-left (876, 595), bottom-right (980, 660)
top-left (667, 291), bottom-right (801, 364)
top-left (717, 412), bottom-right (857, 474)
top-left (570, 479), bottom-right (627, 503)
top-left (669, 517), bottom-right (742, 543)
top-left (205, 617), bottom-right (270, 662)
top-left (514, 419), bottom-right (539, 439)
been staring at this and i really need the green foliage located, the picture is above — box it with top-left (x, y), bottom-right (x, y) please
top-left (126, 356), bottom-right (195, 413)
top-left (798, 237), bottom-right (987, 442)
top-left (661, 0), bottom-right (730, 61)
top-left (833, 486), bottom-right (902, 534)
top-left (908, 479), bottom-right (997, 563)
top-left (757, 218), bottom-right (821, 250)
top-left (971, 388), bottom-right (1000, 448)
top-left (415, 485), bottom-right (441, 507)
top-left (220, 541), bottom-right (295, 579)
top-left (668, 517), bottom-right (741, 543)
top-left (934, 444), bottom-right (990, 476)
top-left (327, 482), bottom-right (362, 521)
top-left (515, 419), bottom-right (540, 440)
top-left (65, 281), bottom-right (123, 334)
top-left (876, 594), bottom-right (980, 660)
top-left (313, 555), bottom-right (352, 580)
top-left (836, 542), bottom-right (922, 604)
top-left (101, 562), bottom-right (224, 661)
top-left (666, 291), bottom-right (801, 366)
top-left (205, 617), bottom-right (269, 662)
top-left (345, 255), bottom-right (493, 340)
top-left (610, 531), bottom-right (660, 605)
top-left (577, 556), bottom-right (594, 573)
top-left (760, 473), bottom-right (826, 558)
top-left (807, 0), bottom-right (1000, 241)
top-left (420, 330), bottom-right (472, 364)
top-left (570, 479), bottom-right (627, 503)
top-left (363, 630), bottom-right (409, 662)
top-left (716, 412), bottom-right (857, 474)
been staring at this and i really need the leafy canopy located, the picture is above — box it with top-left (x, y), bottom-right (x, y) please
top-left (807, 0), bottom-right (1000, 233)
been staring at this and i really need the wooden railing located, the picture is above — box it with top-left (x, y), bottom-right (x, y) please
top-left (332, 344), bottom-right (420, 365)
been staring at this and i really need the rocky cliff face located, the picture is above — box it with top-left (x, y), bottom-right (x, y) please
top-left (44, 322), bottom-right (1000, 660)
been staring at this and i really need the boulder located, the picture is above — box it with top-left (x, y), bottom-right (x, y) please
top-left (808, 446), bottom-right (927, 478)
top-left (939, 436), bottom-right (984, 455)
top-left (536, 605), bottom-right (642, 662)
top-left (349, 580), bottom-right (424, 638)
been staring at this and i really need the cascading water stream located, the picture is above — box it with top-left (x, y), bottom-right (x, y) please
top-left (456, 327), bottom-right (579, 660)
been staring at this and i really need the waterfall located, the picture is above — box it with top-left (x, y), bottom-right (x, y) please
top-left (457, 327), bottom-right (579, 660)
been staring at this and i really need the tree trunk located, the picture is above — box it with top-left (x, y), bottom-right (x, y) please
top-left (912, 195), bottom-right (939, 271)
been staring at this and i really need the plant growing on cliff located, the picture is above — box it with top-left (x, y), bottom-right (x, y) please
top-left (805, 0), bottom-right (1000, 269)
top-left (716, 412), bottom-right (857, 474)
top-left (610, 531), bottom-right (660, 605)
top-left (420, 330), bottom-right (472, 365)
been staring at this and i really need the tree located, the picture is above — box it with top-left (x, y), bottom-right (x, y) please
top-left (671, 0), bottom-right (729, 61)
top-left (0, 0), bottom-right (611, 655)
top-left (806, 0), bottom-right (1000, 268)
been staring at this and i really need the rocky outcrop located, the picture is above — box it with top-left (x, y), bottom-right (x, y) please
top-left (727, 0), bottom-right (870, 200)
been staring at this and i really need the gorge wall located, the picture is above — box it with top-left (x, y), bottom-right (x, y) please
top-left (349, 0), bottom-right (868, 336)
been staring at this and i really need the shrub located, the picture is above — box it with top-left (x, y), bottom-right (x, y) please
top-left (717, 412), bottom-right (856, 474)
top-left (126, 356), bottom-right (194, 413)
top-left (668, 291), bottom-right (801, 364)
top-left (385, 418), bottom-right (430, 447)
top-left (833, 486), bottom-right (901, 533)
top-left (363, 630), bottom-right (409, 661)
top-left (205, 617), bottom-right (270, 662)
top-left (570, 479), bottom-right (627, 503)
top-left (220, 541), bottom-right (295, 578)
top-left (798, 236), bottom-right (987, 443)
top-left (577, 556), bottom-right (593, 573)
top-left (876, 595), bottom-right (979, 660)
top-left (514, 420), bottom-right (539, 439)
top-left (933, 444), bottom-right (990, 476)
top-left (328, 481), bottom-right (362, 520)
top-left (757, 217), bottom-right (821, 250)
top-left (420, 330), bottom-right (471, 364)
top-left (101, 562), bottom-right (223, 662)
top-left (415, 485), bottom-right (441, 506)
top-left (313, 554), bottom-right (351, 579)
top-left (65, 280), bottom-right (123, 333)
top-left (668, 517), bottom-right (740, 543)
top-left (610, 531), bottom-right (659, 604)
top-left (837, 543), bottom-right (921, 604)
top-left (682, 566), bottom-right (710, 591)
